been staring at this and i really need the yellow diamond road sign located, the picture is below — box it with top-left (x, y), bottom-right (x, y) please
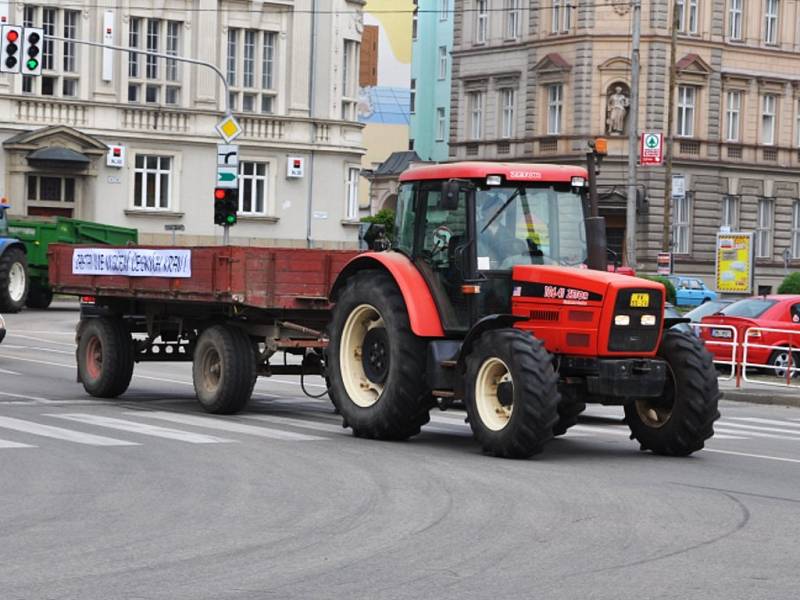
top-left (215, 115), bottom-right (242, 143)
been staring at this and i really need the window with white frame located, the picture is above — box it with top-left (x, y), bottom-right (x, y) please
top-left (726, 90), bottom-right (741, 141)
top-left (792, 200), bottom-right (800, 258)
top-left (133, 155), bottom-right (172, 210)
top-left (721, 195), bottom-right (739, 229)
top-left (22, 6), bottom-right (80, 97)
top-left (764, 0), bottom-right (779, 44)
top-left (342, 39), bottom-right (360, 121)
top-left (762, 94), bottom-right (776, 145)
top-left (26, 175), bottom-right (76, 206)
top-left (346, 167), bottom-right (360, 220)
top-left (506, 0), bottom-right (521, 38)
top-left (438, 46), bottom-right (447, 80)
top-left (476, 0), bottom-right (488, 43)
top-left (436, 107), bottom-right (447, 141)
top-left (547, 83), bottom-right (563, 135)
top-left (729, 0), bottom-right (743, 39)
top-left (500, 88), bottom-right (516, 138)
top-left (128, 18), bottom-right (182, 105)
top-left (676, 0), bottom-right (699, 33)
top-left (673, 192), bottom-right (692, 254)
top-left (469, 91), bottom-right (484, 139)
top-left (756, 197), bottom-right (774, 258)
top-left (238, 162), bottom-right (269, 215)
top-left (677, 85), bottom-right (696, 137)
top-left (226, 28), bottom-right (278, 114)
top-left (551, 0), bottom-right (571, 33)
top-left (439, 0), bottom-right (449, 20)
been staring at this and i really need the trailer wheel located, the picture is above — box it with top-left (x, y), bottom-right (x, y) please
top-left (25, 284), bottom-right (53, 309)
top-left (328, 270), bottom-right (431, 440)
top-left (193, 325), bottom-right (256, 414)
top-left (77, 317), bottom-right (134, 398)
top-left (624, 329), bottom-right (721, 456)
top-left (465, 329), bottom-right (559, 458)
top-left (0, 247), bottom-right (28, 313)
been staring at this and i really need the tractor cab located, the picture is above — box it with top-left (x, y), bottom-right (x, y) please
top-left (393, 162), bottom-right (590, 334)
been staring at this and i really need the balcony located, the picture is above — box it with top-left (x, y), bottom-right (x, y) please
top-left (121, 107), bottom-right (193, 133)
top-left (16, 98), bottom-right (88, 127)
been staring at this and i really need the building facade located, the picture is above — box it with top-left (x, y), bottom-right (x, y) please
top-left (0, 0), bottom-right (366, 248)
top-left (410, 0), bottom-right (454, 162)
top-left (450, 0), bottom-right (800, 290)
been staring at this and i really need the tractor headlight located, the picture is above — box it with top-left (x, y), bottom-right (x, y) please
top-left (571, 176), bottom-right (586, 188)
top-left (614, 315), bottom-right (630, 326)
top-left (486, 175), bottom-right (503, 186)
top-left (641, 315), bottom-right (657, 326)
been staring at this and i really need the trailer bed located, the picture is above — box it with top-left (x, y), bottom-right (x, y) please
top-left (49, 244), bottom-right (360, 310)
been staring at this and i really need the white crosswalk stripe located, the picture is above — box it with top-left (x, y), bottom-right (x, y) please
top-left (125, 411), bottom-right (325, 441)
top-left (243, 414), bottom-right (345, 436)
top-left (0, 416), bottom-right (138, 446)
top-left (47, 414), bottom-right (232, 444)
top-left (729, 417), bottom-right (800, 431)
top-left (0, 438), bottom-right (36, 449)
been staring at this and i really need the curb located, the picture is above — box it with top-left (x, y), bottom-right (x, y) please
top-left (721, 390), bottom-right (800, 409)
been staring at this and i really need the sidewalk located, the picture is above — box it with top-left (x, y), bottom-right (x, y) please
top-left (719, 378), bottom-right (800, 408)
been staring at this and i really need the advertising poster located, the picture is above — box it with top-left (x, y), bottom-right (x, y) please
top-left (715, 232), bottom-right (754, 294)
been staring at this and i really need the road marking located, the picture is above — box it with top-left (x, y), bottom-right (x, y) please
top-left (570, 424), bottom-right (630, 437)
top-left (0, 354), bottom-right (72, 369)
top-left (0, 344), bottom-right (73, 355)
top-left (124, 411), bottom-right (324, 441)
top-left (0, 439), bottom-right (35, 449)
top-left (0, 367), bottom-right (21, 376)
top-left (715, 426), bottom-right (800, 441)
top-left (0, 391), bottom-right (54, 403)
top-left (7, 333), bottom-right (75, 347)
top-left (729, 417), bottom-right (800, 431)
top-left (704, 448), bottom-right (800, 464)
top-left (48, 414), bottom-right (233, 444)
top-left (0, 416), bottom-right (138, 446)
top-left (244, 414), bottom-right (345, 435)
top-left (718, 422), bottom-right (800, 436)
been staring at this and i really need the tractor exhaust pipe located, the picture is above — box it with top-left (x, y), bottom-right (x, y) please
top-left (585, 216), bottom-right (608, 271)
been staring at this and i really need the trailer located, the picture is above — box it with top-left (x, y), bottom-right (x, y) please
top-left (50, 244), bottom-right (358, 413)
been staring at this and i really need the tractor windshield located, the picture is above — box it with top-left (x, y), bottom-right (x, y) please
top-left (476, 185), bottom-right (586, 271)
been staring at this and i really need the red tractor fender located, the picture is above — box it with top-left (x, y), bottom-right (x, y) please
top-left (330, 252), bottom-right (445, 338)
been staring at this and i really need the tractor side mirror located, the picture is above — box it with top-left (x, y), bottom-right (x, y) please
top-left (440, 180), bottom-right (462, 211)
top-left (363, 223), bottom-right (390, 251)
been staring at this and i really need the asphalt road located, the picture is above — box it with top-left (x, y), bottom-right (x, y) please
top-left (1, 303), bottom-right (799, 600)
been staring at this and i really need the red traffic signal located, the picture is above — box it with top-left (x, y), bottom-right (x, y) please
top-left (213, 188), bottom-right (238, 226)
top-left (6, 29), bottom-right (18, 43)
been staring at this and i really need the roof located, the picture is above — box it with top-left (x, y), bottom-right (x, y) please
top-left (399, 161), bottom-right (588, 183)
top-left (27, 146), bottom-right (90, 165)
top-left (374, 151), bottom-right (421, 176)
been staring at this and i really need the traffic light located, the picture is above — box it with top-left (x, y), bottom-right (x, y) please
top-left (1, 25), bottom-right (22, 74)
top-left (21, 27), bottom-right (42, 75)
top-left (214, 188), bottom-right (238, 226)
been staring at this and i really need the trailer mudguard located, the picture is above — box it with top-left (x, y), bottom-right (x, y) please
top-left (330, 252), bottom-right (445, 337)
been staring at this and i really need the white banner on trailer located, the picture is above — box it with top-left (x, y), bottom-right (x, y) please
top-left (72, 248), bottom-right (192, 278)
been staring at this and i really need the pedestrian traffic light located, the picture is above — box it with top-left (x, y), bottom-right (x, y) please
top-left (0, 25), bottom-right (22, 74)
top-left (213, 188), bottom-right (238, 226)
top-left (21, 27), bottom-right (43, 76)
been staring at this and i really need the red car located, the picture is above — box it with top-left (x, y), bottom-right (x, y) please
top-left (700, 295), bottom-right (800, 377)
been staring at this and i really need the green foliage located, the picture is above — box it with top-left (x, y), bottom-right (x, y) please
top-left (640, 275), bottom-right (677, 305)
top-left (361, 209), bottom-right (396, 242)
top-left (778, 272), bottom-right (800, 294)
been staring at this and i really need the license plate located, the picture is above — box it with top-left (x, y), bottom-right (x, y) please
top-left (630, 293), bottom-right (650, 308)
top-left (711, 329), bottom-right (732, 339)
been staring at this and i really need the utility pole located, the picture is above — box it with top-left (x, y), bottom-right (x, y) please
top-left (625, 0), bottom-right (641, 267)
top-left (662, 1), bottom-right (679, 252)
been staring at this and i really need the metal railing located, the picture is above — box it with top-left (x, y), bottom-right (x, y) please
top-left (741, 327), bottom-right (800, 389)
top-left (693, 323), bottom-right (738, 381)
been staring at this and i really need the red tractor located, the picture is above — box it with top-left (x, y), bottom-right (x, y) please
top-left (327, 160), bottom-right (720, 458)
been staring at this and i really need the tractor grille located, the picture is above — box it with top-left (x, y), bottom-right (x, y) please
top-left (608, 288), bottom-right (663, 353)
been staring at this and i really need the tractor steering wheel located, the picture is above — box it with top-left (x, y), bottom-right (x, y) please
top-left (430, 225), bottom-right (453, 256)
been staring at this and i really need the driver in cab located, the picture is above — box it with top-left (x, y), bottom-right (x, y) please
top-left (477, 191), bottom-right (540, 270)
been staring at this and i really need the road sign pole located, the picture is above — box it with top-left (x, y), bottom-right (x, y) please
top-left (223, 225), bottom-right (230, 246)
top-left (625, 0), bottom-right (641, 268)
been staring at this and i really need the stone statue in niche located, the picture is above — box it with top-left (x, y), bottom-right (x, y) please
top-left (606, 85), bottom-right (630, 134)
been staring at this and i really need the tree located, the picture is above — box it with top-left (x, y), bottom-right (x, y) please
top-left (778, 272), bottom-right (800, 294)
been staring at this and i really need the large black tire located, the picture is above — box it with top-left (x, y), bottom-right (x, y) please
top-left (328, 270), bottom-right (431, 440)
top-left (553, 398), bottom-right (586, 437)
top-left (464, 329), bottom-right (560, 458)
top-left (624, 329), bottom-right (721, 456)
top-left (77, 317), bottom-right (134, 398)
top-left (25, 284), bottom-right (53, 309)
top-left (0, 247), bottom-right (28, 313)
top-left (192, 325), bottom-right (256, 414)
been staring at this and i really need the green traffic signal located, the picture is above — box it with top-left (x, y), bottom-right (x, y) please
top-left (26, 58), bottom-right (38, 70)
top-left (226, 215), bottom-right (236, 224)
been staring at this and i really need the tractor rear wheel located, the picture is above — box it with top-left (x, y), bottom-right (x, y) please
top-left (464, 329), bottom-right (559, 458)
top-left (77, 317), bottom-right (134, 398)
top-left (328, 270), bottom-right (431, 440)
top-left (193, 325), bottom-right (256, 414)
top-left (0, 247), bottom-right (28, 313)
top-left (624, 329), bottom-right (720, 456)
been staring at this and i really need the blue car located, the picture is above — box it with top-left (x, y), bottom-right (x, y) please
top-left (667, 276), bottom-right (718, 307)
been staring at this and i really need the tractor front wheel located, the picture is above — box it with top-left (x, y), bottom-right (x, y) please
top-left (624, 330), bottom-right (720, 456)
top-left (0, 247), bottom-right (28, 313)
top-left (328, 270), bottom-right (431, 440)
top-left (465, 329), bottom-right (559, 458)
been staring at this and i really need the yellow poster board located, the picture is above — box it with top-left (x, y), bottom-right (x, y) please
top-left (715, 232), bottom-right (754, 294)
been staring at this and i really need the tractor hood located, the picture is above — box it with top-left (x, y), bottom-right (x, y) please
top-left (511, 265), bottom-right (662, 304)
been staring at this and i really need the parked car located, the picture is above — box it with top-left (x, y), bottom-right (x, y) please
top-left (683, 299), bottom-right (735, 335)
top-left (664, 302), bottom-right (691, 334)
top-left (700, 295), bottom-right (800, 377)
top-left (667, 276), bottom-right (718, 307)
